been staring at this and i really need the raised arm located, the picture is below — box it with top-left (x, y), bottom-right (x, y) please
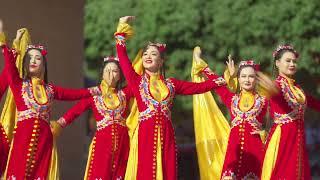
top-left (0, 68), bottom-right (8, 99)
top-left (0, 30), bottom-right (8, 98)
top-left (2, 45), bottom-right (22, 86)
top-left (56, 98), bottom-right (92, 128)
top-left (115, 32), bottom-right (140, 87)
top-left (115, 17), bottom-right (140, 87)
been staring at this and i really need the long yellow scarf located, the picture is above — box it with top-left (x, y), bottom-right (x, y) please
top-left (191, 51), bottom-right (230, 180)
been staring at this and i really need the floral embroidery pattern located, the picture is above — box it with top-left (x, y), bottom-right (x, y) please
top-left (221, 170), bottom-right (236, 180)
top-left (138, 75), bottom-right (175, 122)
top-left (274, 77), bottom-right (306, 124)
top-left (230, 94), bottom-right (265, 134)
top-left (92, 88), bottom-right (127, 131)
top-left (17, 80), bottom-right (54, 122)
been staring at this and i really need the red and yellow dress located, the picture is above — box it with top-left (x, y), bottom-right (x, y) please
top-left (261, 75), bottom-right (320, 180)
top-left (115, 33), bottom-right (221, 180)
top-left (2, 45), bottom-right (95, 179)
top-left (57, 81), bottom-right (133, 180)
top-left (0, 55), bottom-right (9, 175)
top-left (202, 67), bottom-right (267, 179)
top-left (0, 33), bottom-right (17, 176)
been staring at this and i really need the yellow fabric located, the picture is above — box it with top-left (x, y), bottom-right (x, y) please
top-left (223, 68), bottom-right (238, 93)
top-left (1, 29), bottom-right (30, 140)
top-left (156, 129), bottom-right (163, 180)
top-left (31, 77), bottom-right (48, 104)
top-left (47, 140), bottom-right (60, 180)
top-left (3, 138), bottom-right (15, 179)
top-left (0, 32), bottom-right (6, 45)
top-left (116, 22), bottom-right (134, 40)
top-left (50, 121), bottom-right (63, 139)
top-left (283, 76), bottom-right (305, 104)
top-left (192, 50), bottom-right (230, 180)
top-left (261, 125), bottom-right (281, 180)
top-left (124, 50), bottom-right (143, 180)
top-left (191, 57), bottom-right (208, 75)
top-left (238, 91), bottom-right (255, 112)
top-left (149, 73), bottom-right (169, 102)
top-left (124, 124), bottom-right (139, 180)
top-left (84, 137), bottom-right (95, 180)
top-left (256, 84), bottom-right (271, 98)
top-left (100, 80), bottom-right (120, 109)
top-left (259, 130), bottom-right (268, 143)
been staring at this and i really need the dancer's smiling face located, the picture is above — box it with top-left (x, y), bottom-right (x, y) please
top-left (276, 51), bottom-right (298, 78)
top-left (27, 49), bottom-right (45, 78)
top-left (238, 66), bottom-right (257, 91)
top-left (142, 45), bottom-right (164, 73)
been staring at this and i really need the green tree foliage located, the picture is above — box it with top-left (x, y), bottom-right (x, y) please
top-left (85, 0), bottom-right (320, 114)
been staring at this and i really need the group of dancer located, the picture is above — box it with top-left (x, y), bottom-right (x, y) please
top-left (0, 15), bottom-right (318, 180)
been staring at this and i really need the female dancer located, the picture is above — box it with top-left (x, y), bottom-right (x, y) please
top-left (2, 29), bottom-right (96, 179)
top-left (57, 56), bottom-right (133, 180)
top-left (0, 20), bottom-right (10, 175)
top-left (114, 16), bottom-right (225, 180)
top-left (194, 49), bottom-right (271, 179)
top-left (261, 44), bottom-right (320, 180)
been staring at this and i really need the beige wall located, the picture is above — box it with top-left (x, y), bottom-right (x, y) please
top-left (0, 0), bottom-right (87, 179)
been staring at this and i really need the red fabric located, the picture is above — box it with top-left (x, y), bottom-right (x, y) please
top-left (0, 123), bottom-right (9, 175)
top-left (263, 76), bottom-right (320, 180)
top-left (0, 46), bottom-right (10, 175)
top-left (2, 46), bottom-right (92, 179)
top-left (202, 67), bottom-right (267, 179)
top-left (116, 36), bottom-right (219, 180)
top-left (61, 86), bottom-right (133, 179)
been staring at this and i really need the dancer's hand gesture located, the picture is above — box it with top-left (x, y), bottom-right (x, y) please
top-left (105, 67), bottom-right (114, 86)
top-left (214, 78), bottom-right (226, 86)
top-left (193, 46), bottom-right (202, 63)
top-left (119, 16), bottom-right (135, 24)
top-left (15, 28), bottom-right (25, 41)
top-left (257, 72), bottom-right (279, 96)
top-left (0, 19), bottom-right (3, 33)
top-left (226, 54), bottom-right (236, 77)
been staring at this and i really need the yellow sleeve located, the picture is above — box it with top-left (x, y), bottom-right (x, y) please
top-left (223, 68), bottom-right (238, 93)
top-left (115, 22), bottom-right (134, 40)
top-left (12, 39), bottom-right (20, 50)
top-left (0, 32), bottom-right (6, 45)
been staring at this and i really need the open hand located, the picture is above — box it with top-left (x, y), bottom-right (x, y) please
top-left (226, 54), bottom-right (236, 77)
top-left (214, 77), bottom-right (226, 86)
top-left (0, 19), bottom-right (3, 33)
top-left (119, 16), bottom-right (135, 24)
top-left (193, 46), bottom-right (202, 63)
top-left (257, 72), bottom-right (279, 96)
